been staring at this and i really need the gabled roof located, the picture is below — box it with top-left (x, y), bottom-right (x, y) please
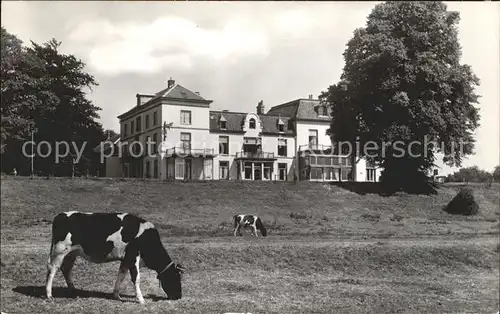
top-left (93, 134), bottom-right (121, 153)
top-left (266, 98), bottom-right (331, 121)
top-left (118, 82), bottom-right (212, 120)
top-left (209, 111), bottom-right (294, 135)
top-left (154, 84), bottom-right (206, 101)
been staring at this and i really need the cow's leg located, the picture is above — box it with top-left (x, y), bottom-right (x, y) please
top-left (129, 255), bottom-right (145, 304)
top-left (234, 224), bottom-right (241, 237)
top-left (46, 253), bottom-right (66, 301)
top-left (61, 251), bottom-right (78, 296)
top-left (252, 225), bottom-right (259, 237)
top-left (112, 263), bottom-right (128, 301)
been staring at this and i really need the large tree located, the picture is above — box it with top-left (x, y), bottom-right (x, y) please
top-left (1, 28), bottom-right (105, 176)
top-left (320, 1), bottom-right (480, 192)
top-left (0, 27), bottom-right (43, 154)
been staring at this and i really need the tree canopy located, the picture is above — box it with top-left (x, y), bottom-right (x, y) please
top-left (492, 166), bottom-right (500, 183)
top-left (320, 2), bottom-right (480, 192)
top-left (1, 27), bottom-right (105, 176)
top-left (446, 166), bottom-right (493, 183)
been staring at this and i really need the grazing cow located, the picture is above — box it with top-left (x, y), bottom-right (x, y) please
top-left (233, 214), bottom-right (267, 237)
top-left (45, 211), bottom-right (184, 304)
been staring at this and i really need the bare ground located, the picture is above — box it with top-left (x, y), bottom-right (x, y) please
top-left (1, 177), bottom-right (499, 313)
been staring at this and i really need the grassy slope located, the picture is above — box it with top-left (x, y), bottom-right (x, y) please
top-left (1, 177), bottom-right (499, 313)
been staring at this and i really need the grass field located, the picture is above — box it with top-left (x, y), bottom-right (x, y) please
top-left (1, 177), bottom-right (499, 313)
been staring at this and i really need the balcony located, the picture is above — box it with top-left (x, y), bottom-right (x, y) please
top-left (166, 146), bottom-right (215, 157)
top-left (235, 151), bottom-right (276, 160)
top-left (298, 144), bottom-right (334, 152)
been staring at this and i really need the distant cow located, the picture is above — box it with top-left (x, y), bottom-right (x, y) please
top-left (233, 214), bottom-right (267, 237)
top-left (45, 211), bottom-right (184, 304)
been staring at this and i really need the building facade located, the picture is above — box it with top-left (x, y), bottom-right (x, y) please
top-left (115, 78), bottom-right (380, 182)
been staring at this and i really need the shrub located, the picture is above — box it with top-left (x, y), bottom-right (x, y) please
top-left (444, 188), bottom-right (479, 216)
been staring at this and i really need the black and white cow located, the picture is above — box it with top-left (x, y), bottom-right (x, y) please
top-left (233, 214), bottom-right (267, 237)
top-left (45, 211), bottom-right (184, 304)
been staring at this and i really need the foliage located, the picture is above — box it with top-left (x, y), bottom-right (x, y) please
top-left (444, 187), bottom-right (479, 216)
top-left (446, 166), bottom-right (493, 183)
top-left (320, 2), bottom-right (480, 192)
top-left (492, 165), bottom-right (500, 183)
top-left (0, 27), bottom-right (43, 153)
top-left (1, 28), bottom-right (105, 176)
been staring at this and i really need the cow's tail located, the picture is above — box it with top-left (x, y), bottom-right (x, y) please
top-left (48, 213), bottom-right (65, 263)
top-left (256, 217), bottom-right (267, 237)
top-left (232, 215), bottom-right (239, 229)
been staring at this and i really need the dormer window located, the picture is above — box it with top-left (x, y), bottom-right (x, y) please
top-left (249, 118), bottom-right (256, 129)
top-left (318, 105), bottom-right (328, 116)
top-left (220, 115), bottom-right (227, 130)
top-left (277, 117), bottom-right (285, 132)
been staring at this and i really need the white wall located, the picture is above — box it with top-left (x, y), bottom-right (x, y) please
top-left (295, 121), bottom-right (331, 148)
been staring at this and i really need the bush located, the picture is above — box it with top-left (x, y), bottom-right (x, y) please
top-left (444, 188), bottom-right (479, 216)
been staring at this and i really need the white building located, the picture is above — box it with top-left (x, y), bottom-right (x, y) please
top-left (115, 78), bottom-right (379, 182)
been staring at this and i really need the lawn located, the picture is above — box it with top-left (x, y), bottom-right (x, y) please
top-left (1, 177), bottom-right (499, 313)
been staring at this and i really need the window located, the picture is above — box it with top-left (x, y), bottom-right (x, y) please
top-left (154, 160), bottom-right (158, 178)
top-left (341, 167), bottom-right (352, 181)
top-left (180, 133), bottom-right (191, 150)
top-left (244, 162), bottom-right (252, 179)
top-left (153, 111), bottom-right (158, 126)
top-left (278, 163), bottom-right (287, 181)
top-left (325, 157), bottom-right (333, 166)
top-left (249, 118), bottom-right (256, 129)
top-left (277, 138), bottom-right (287, 157)
top-left (325, 168), bottom-right (339, 181)
top-left (219, 136), bottom-right (229, 155)
top-left (341, 157), bottom-right (351, 166)
top-left (366, 169), bottom-right (376, 182)
top-left (263, 163), bottom-right (272, 180)
top-left (136, 116), bottom-right (141, 132)
top-left (318, 105), bottom-right (328, 116)
top-left (175, 159), bottom-right (185, 179)
top-left (123, 124), bottom-right (128, 137)
top-left (145, 136), bottom-right (151, 155)
top-left (180, 110), bottom-right (191, 125)
top-left (311, 168), bottom-right (322, 180)
top-left (332, 156), bottom-right (340, 166)
top-left (152, 133), bottom-right (158, 155)
top-left (131, 121), bottom-right (135, 135)
top-left (145, 115), bottom-right (150, 129)
top-left (278, 123), bottom-right (284, 132)
top-left (309, 129), bottom-right (318, 149)
top-left (220, 120), bottom-right (227, 130)
top-left (310, 156), bottom-right (317, 165)
top-left (219, 161), bottom-right (229, 180)
top-left (204, 159), bottom-right (213, 180)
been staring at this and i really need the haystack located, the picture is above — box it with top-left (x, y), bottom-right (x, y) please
top-left (444, 188), bottom-right (479, 216)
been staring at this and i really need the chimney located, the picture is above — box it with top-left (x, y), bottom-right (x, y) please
top-left (167, 77), bottom-right (175, 88)
top-left (195, 92), bottom-right (200, 95)
top-left (308, 94), bottom-right (313, 99)
top-left (256, 100), bottom-right (264, 115)
top-left (136, 94), bottom-right (141, 107)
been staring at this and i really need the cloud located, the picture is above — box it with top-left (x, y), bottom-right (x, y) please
top-left (69, 16), bottom-right (270, 76)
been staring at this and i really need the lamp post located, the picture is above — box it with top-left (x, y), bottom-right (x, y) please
top-left (31, 127), bottom-right (38, 178)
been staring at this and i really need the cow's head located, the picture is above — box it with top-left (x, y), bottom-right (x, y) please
top-left (157, 263), bottom-right (184, 300)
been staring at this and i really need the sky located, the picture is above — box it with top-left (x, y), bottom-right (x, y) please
top-left (1, 1), bottom-right (499, 175)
